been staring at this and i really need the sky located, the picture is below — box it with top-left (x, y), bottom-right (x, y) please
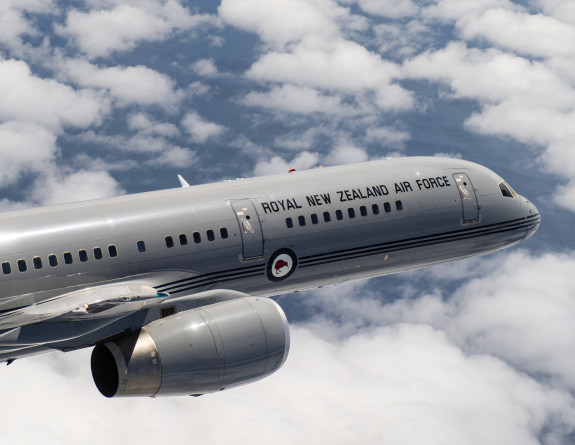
top-left (1, 0), bottom-right (575, 443)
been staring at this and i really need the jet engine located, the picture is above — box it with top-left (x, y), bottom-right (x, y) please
top-left (90, 296), bottom-right (290, 397)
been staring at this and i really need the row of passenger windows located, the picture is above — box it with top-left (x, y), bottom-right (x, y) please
top-left (161, 228), bottom-right (229, 250)
top-left (1, 226), bottom-right (232, 276)
top-left (2, 245), bottom-right (118, 275)
top-left (285, 200), bottom-right (404, 228)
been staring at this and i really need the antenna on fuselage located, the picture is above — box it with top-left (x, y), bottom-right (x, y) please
top-left (177, 174), bottom-right (190, 188)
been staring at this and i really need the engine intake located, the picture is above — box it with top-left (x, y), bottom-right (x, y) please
top-left (91, 296), bottom-right (289, 397)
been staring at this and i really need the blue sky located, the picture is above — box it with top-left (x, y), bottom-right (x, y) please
top-left (1, 1), bottom-right (575, 444)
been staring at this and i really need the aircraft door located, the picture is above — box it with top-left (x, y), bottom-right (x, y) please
top-left (452, 173), bottom-right (479, 222)
top-left (231, 199), bottom-right (264, 259)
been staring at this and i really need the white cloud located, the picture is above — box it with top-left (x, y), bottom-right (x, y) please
top-left (32, 170), bottom-right (124, 205)
top-left (460, 9), bottom-right (575, 59)
top-left (0, 1), bottom-right (55, 46)
top-left (0, 59), bottom-right (107, 132)
top-left (0, 7), bottom-right (33, 45)
top-left (247, 36), bottom-right (413, 111)
top-left (58, 5), bottom-right (171, 58)
top-left (403, 43), bottom-right (575, 107)
top-left (191, 59), bottom-right (219, 77)
top-left (80, 0), bottom-right (218, 30)
top-left (273, 127), bottom-right (329, 151)
top-left (366, 126), bottom-right (409, 148)
top-left (57, 3), bottom-right (217, 59)
top-left (2, 318), bottom-right (574, 444)
top-left (3, 2), bottom-right (575, 443)
top-left (186, 81), bottom-right (212, 97)
top-left (553, 179), bottom-right (575, 212)
top-left (465, 105), bottom-right (575, 148)
top-left (307, 251), bottom-right (575, 393)
top-left (77, 131), bottom-right (196, 169)
top-left (253, 151), bottom-right (319, 176)
top-left (324, 143), bottom-right (368, 165)
top-left (128, 113), bottom-right (180, 137)
top-left (152, 146), bottom-right (197, 168)
top-left (538, 0), bottom-right (575, 26)
top-left (250, 36), bottom-right (396, 90)
top-left (0, 121), bottom-right (57, 186)
top-left (181, 112), bottom-right (226, 143)
top-left (80, 128), bottom-right (197, 172)
top-left (222, 0), bottom-right (412, 113)
top-left (423, 0), bottom-right (520, 23)
top-left (372, 20), bottom-right (433, 57)
top-left (62, 59), bottom-right (183, 108)
top-left (219, 0), bottom-right (344, 48)
top-left (352, 0), bottom-right (419, 19)
top-left (241, 84), bottom-right (344, 115)
top-left (71, 154), bottom-right (139, 174)
top-left (402, 42), bottom-right (575, 209)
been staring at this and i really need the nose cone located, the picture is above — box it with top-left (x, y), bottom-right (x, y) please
top-left (521, 198), bottom-right (540, 241)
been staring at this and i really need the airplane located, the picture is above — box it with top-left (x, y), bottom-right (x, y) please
top-left (0, 157), bottom-right (539, 398)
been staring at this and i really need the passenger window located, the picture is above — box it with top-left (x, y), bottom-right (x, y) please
top-left (384, 202), bottom-right (391, 213)
top-left (179, 234), bottom-right (188, 246)
top-left (220, 228), bottom-right (229, 239)
top-left (18, 259), bottom-right (27, 273)
top-left (33, 257), bottom-right (43, 269)
top-left (311, 214), bottom-right (319, 225)
top-left (360, 206), bottom-right (367, 217)
top-left (94, 247), bottom-right (103, 260)
top-left (372, 204), bottom-right (380, 215)
top-left (137, 241), bottom-right (146, 252)
top-left (193, 232), bottom-right (201, 244)
top-left (395, 200), bottom-right (403, 211)
top-left (64, 252), bottom-right (73, 264)
top-left (108, 245), bottom-right (118, 257)
top-left (2, 262), bottom-right (11, 275)
top-left (49, 254), bottom-right (58, 267)
top-left (336, 210), bottom-right (343, 220)
top-left (79, 250), bottom-right (88, 262)
top-left (298, 215), bottom-right (306, 226)
top-left (348, 208), bottom-right (355, 219)
top-left (165, 236), bottom-right (174, 248)
top-left (286, 218), bottom-right (293, 228)
top-left (323, 211), bottom-right (331, 222)
top-left (207, 230), bottom-right (215, 241)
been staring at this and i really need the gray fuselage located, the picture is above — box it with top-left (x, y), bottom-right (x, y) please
top-left (0, 157), bottom-right (538, 316)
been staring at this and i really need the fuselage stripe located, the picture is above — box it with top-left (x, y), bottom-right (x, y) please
top-left (300, 214), bottom-right (539, 262)
top-left (157, 214), bottom-right (539, 295)
top-left (299, 219), bottom-right (539, 268)
top-left (299, 216), bottom-right (539, 266)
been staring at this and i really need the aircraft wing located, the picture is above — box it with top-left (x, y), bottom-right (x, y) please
top-left (0, 283), bottom-right (168, 345)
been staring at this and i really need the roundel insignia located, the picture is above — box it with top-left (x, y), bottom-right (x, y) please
top-left (267, 249), bottom-right (297, 282)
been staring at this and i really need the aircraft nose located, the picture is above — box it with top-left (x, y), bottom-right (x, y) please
top-left (525, 198), bottom-right (539, 218)
top-left (521, 198), bottom-right (540, 240)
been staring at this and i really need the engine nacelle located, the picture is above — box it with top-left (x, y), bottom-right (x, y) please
top-left (90, 296), bottom-right (290, 397)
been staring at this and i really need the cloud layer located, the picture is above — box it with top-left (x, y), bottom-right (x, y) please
top-left (1, 1), bottom-right (575, 444)
top-left (3, 253), bottom-right (575, 445)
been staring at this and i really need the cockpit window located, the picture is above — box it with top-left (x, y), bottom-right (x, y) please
top-left (499, 182), bottom-right (517, 199)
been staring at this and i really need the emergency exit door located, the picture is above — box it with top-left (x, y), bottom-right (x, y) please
top-left (452, 173), bottom-right (479, 222)
top-left (231, 199), bottom-right (264, 259)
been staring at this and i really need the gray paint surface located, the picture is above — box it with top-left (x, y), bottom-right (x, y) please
top-left (0, 157), bottom-right (539, 394)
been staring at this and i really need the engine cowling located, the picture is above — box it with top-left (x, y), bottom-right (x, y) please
top-left (90, 296), bottom-right (290, 397)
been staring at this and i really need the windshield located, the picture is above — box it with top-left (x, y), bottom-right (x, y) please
top-left (499, 181), bottom-right (517, 199)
